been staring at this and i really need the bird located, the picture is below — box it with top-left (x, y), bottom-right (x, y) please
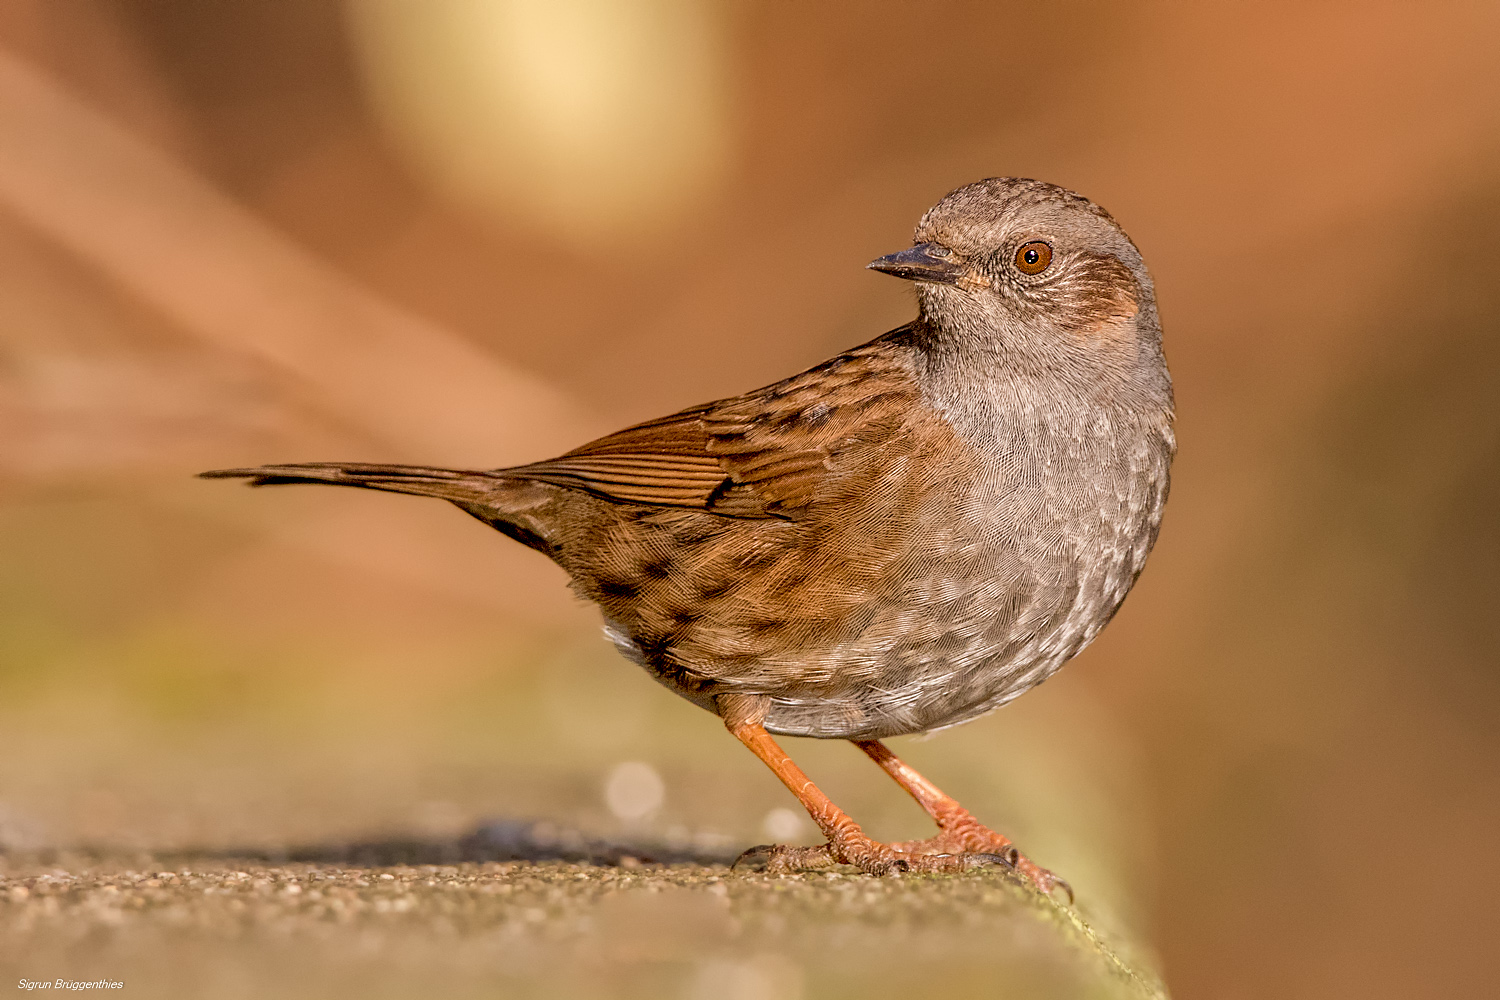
top-left (202, 177), bottom-right (1174, 898)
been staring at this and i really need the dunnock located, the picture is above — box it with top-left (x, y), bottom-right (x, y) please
top-left (204, 178), bottom-right (1174, 897)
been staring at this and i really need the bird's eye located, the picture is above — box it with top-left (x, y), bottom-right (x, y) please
top-left (1014, 241), bottom-right (1052, 275)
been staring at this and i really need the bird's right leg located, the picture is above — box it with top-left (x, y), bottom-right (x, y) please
top-left (719, 694), bottom-right (896, 874)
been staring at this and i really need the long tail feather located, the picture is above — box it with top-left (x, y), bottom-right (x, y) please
top-left (199, 462), bottom-right (500, 504)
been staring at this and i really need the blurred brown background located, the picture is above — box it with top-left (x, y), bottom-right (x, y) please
top-left (1, 1), bottom-right (1497, 997)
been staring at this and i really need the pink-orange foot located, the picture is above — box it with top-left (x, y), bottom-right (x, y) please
top-left (889, 818), bottom-right (1071, 902)
top-left (846, 739), bottom-right (1071, 901)
top-left (732, 831), bottom-right (1022, 879)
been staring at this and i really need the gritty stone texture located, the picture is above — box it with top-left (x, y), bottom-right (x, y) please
top-left (0, 852), bottom-right (1164, 1000)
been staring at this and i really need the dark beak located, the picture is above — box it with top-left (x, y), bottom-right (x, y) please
top-left (867, 242), bottom-right (965, 285)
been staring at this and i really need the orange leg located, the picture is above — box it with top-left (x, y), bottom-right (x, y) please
top-left (726, 713), bottom-right (897, 874)
top-left (853, 739), bottom-right (1070, 900)
top-left (719, 695), bottom-right (1018, 879)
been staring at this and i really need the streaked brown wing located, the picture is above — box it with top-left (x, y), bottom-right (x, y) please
top-left (499, 329), bottom-right (922, 519)
top-left (497, 405), bottom-right (730, 508)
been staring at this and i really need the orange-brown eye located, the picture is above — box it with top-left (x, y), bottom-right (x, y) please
top-left (1014, 241), bottom-right (1052, 275)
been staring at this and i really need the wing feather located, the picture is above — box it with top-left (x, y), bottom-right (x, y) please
top-left (497, 327), bottom-right (924, 518)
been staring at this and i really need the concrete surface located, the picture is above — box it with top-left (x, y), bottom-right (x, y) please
top-left (1, 843), bottom-right (1164, 1000)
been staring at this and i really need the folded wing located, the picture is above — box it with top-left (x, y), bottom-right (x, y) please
top-left (499, 329), bottom-right (923, 519)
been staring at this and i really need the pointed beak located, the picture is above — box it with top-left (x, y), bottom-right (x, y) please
top-left (867, 242), bottom-right (966, 285)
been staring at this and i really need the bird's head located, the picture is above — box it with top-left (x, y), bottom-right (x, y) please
top-left (869, 178), bottom-right (1165, 395)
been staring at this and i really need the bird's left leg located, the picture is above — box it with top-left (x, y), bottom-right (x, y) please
top-left (852, 739), bottom-right (1071, 901)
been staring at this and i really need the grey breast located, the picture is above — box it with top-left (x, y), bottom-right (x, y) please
top-left (760, 398), bottom-right (1172, 741)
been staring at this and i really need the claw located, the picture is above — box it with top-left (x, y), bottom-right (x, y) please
top-left (1044, 873), bottom-right (1074, 906)
top-left (730, 844), bottom-right (777, 872)
top-left (733, 842), bottom-right (839, 875)
top-left (963, 850), bottom-right (1019, 870)
top-left (1012, 856), bottom-right (1073, 904)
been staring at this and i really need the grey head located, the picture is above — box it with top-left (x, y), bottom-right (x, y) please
top-left (869, 177), bottom-right (1171, 416)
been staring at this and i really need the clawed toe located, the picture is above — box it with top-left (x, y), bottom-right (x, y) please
top-left (888, 825), bottom-right (1071, 902)
top-left (962, 850), bottom-right (1019, 870)
top-left (968, 845), bottom-right (1020, 868)
top-left (731, 839), bottom-right (912, 877)
top-left (731, 841), bottom-right (838, 874)
top-left (730, 843), bottom-right (776, 872)
top-left (890, 850), bottom-right (1073, 900)
top-left (732, 837), bottom-right (1074, 894)
top-left (1033, 869), bottom-right (1074, 905)
top-left (894, 851), bottom-right (1012, 875)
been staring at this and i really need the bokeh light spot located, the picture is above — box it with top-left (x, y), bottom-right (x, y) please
top-left (345, 0), bottom-right (733, 248)
top-left (604, 760), bottom-right (665, 821)
top-left (760, 806), bottom-right (806, 842)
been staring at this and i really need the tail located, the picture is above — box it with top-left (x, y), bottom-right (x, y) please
top-left (200, 462), bottom-right (560, 555)
top-left (201, 462), bottom-right (496, 501)
top-left (200, 460), bottom-right (518, 506)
